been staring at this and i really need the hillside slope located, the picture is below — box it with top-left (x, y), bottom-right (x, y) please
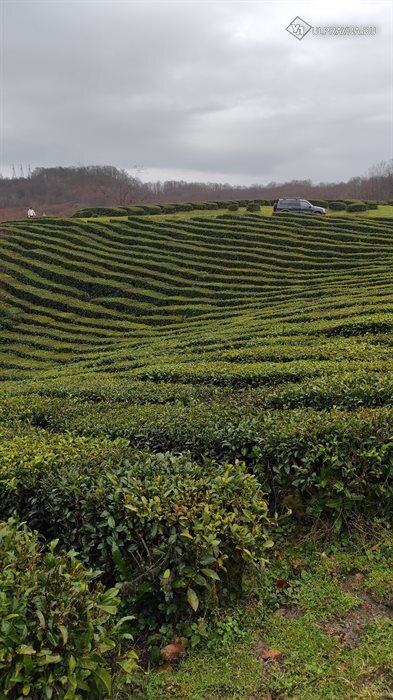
top-left (1, 213), bottom-right (393, 388)
top-left (1, 211), bottom-right (393, 698)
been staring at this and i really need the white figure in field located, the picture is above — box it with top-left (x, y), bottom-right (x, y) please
top-left (27, 208), bottom-right (36, 218)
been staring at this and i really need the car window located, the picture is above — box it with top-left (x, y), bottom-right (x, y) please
top-left (300, 200), bottom-right (312, 208)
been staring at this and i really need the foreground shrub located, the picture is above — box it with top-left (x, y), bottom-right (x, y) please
top-left (246, 202), bottom-right (261, 212)
top-left (347, 201), bottom-right (367, 212)
top-left (0, 519), bottom-right (137, 699)
top-left (328, 201), bottom-right (347, 211)
top-left (0, 449), bottom-right (273, 632)
top-left (228, 203), bottom-right (239, 211)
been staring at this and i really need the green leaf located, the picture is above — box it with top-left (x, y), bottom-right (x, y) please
top-left (94, 667), bottom-right (112, 694)
top-left (16, 644), bottom-right (36, 655)
top-left (187, 587), bottom-right (199, 612)
top-left (124, 503), bottom-right (138, 512)
top-left (111, 543), bottom-right (131, 580)
top-left (163, 568), bottom-right (171, 579)
top-left (98, 604), bottom-right (118, 614)
top-left (201, 568), bottom-right (220, 581)
top-left (117, 651), bottom-right (138, 676)
top-left (59, 625), bottom-right (68, 645)
top-left (37, 652), bottom-right (62, 665)
top-left (36, 610), bottom-right (46, 628)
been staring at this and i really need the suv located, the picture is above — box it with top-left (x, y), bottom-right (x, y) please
top-left (273, 198), bottom-right (326, 214)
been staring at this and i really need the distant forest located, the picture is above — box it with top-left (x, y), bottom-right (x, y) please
top-left (0, 160), bottom-right (391, 220)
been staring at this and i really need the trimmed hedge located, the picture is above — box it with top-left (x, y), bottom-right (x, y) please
top-left (328, 201), bottom-right (347, 211)
top-left (186, 202), bottom-right (219, 211)
top-left (124, 206), bottom-right (146, 215)
top-left (246, 203), bottom-right (261, 212)
top-left (160, 203), bottom-right (177, 214)
top-left (309, 200), bottom-right (328, 208)
top-left (171, 203), bottom-right (194, 212)
top-left (139, 205), bottom-right (163, 214)
top-left (347, 202), bottom-right (367, 212)
top-left (71, 207), bottom-right (128, 218)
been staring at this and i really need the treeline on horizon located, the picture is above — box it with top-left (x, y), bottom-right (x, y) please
top-left (0, 160), bottom-right (392, 215)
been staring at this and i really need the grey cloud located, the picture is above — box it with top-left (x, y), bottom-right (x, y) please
top-left (1, 0), bottom-right (392, 184)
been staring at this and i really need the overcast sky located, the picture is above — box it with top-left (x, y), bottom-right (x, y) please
top-left (1, 0), bottom-right (392, 185)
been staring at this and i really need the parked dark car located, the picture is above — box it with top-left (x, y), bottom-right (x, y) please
top-left (273, 198), bottom-right (326, 214)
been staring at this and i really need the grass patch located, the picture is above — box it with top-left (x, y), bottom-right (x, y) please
top-left (132, 532), bottom-right (393, 699)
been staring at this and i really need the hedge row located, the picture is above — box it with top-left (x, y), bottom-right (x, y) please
top-left (2, 397), bottom-right (392, 527)
top-left (72, 199), bottom-right (385, 218)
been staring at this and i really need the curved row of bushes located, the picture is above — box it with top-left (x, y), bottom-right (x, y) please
top-left (2, 397), bottom-right (392, 526)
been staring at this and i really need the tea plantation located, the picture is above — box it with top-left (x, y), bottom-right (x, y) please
top-left (0, 211), bottom-right (392, 698)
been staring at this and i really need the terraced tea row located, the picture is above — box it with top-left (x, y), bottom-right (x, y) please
top-left (0, 213), bottom-right (392, 386)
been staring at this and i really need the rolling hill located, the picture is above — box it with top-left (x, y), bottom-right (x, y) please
top-left (0, 210), bottom-right (392, 699)
top-left (1, 212), bottom-right (392, 388)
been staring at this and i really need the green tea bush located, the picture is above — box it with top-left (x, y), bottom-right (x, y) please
top-left (188, 202), bottom-right (219, 211)
top-left (346, 202), bottom-right (367, 212)
top-left (0, 428), bottom-right (129, 518)
top-left (309, 200), bottom-right (328, 208)
top-left (227, 203), bottom-right (239, 211)
top-left (172, 203), bottom-right (194, 212)
top-left (139, 205), bottom-right (163, 215)
top-left (160, 203), bottom-right (177, 214)
top-left (71, 207), bottom-right (127, 218)
top-left (0, 519), bottom-right (138, 699)
top-left (124, 206), bottom-right (146, 215)
top-left (217, 201), bottom-right (237, 208)
top-left (246, 203), bottom-right (261, 212)
top-left (0, 447), bottom-right (273, 631)
top-left (328, 201), bottom-right (347, 211)
top-left (365, 201), bottom-right (378, 210)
